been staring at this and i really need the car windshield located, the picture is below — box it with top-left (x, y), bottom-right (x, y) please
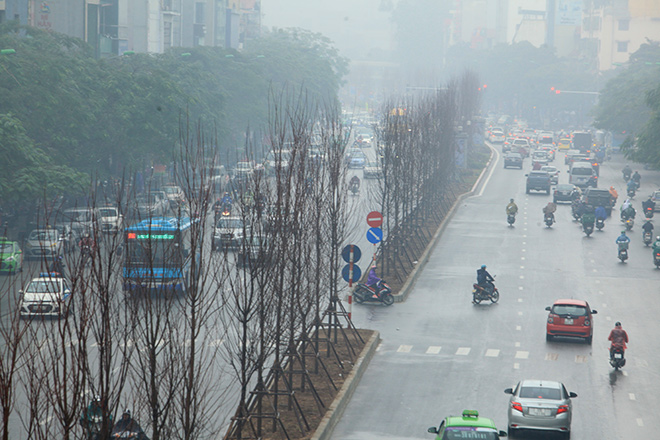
top-left (541, 167), bottom-right (556, 173)
top-left (571, 167), bottom-right (592, 175)
top-left (442, 427), bottom-right (499, 440)
top-left (137, 195), bottom-right (158, 204)
top-left (163, 187), bottom-right (179, 194)
top-left (216, 218), bottom-right (244, 229)
top-left (0, 243), bottom-right (14, 253)
top-left (26, 280), bottom-right (60, 294)
top-left (557, 185), bottom-right (573, 190)
top-left (519, 386), bottom-right (562, 400)
top-left (100, 208), bottom-right (118, 217)
top-left (29, 230), bottom-right (59, 241)
top-left (552, 304), bottom-right (587, 317)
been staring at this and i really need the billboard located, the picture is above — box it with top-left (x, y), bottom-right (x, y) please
top-left (556, 0), bottom-right (582, 26)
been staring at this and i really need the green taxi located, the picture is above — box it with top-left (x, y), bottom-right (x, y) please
top-left (428, 409), bottom-right (507, 440)
top-left (0, 237), bottom-right (23, 274)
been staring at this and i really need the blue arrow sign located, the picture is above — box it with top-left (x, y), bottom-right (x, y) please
top-left (342, 264), bottom-right (361, 283)
top-left (342, 244), bottom-right (362, 263)
top-left (366, 227), bottom-right (383, 244)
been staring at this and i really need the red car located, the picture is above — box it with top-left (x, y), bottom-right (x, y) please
top-left (545, 299), bottom-right (598, 344)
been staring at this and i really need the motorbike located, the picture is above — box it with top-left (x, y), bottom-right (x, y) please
top-left (571, 202), bottom-right (581, 221)
top-left (623, 170), bottom-right (631, 182)
top-left (617, 241), bottom-right (629, 262)
top-left (472, 279), bottom-right (500, 304)
top-left (627, 187), bottom-right (636, 199)
top-left (354, 281), bottom-right (394, 306)
top-left (507, 213), bottom-right (516, 226)
top-left (643, 229), bottom-right (653, 246)
top-left (596, 218), bottom-right (605, 231)
top-left (544, 213), bottom-right (554, 228)
top-left (583, 222), bottom-right (594, 237)
top-left (609, 346), bottom-right (626, 370)
top-left (81, 244), bottom-right (92, 266)
top-left (654, 251), bottom-right (660, 269)
top-left (349, 183), bottom-right (359, 196)
top-left (625, 218), bottom-right (634, 231)
top-left (645, 207), bottom-right (654, 219)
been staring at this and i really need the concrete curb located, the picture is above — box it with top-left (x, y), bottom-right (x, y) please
top-left (394, 143), bottom-right (498, 302)
top-left (310, 331), bottom-right (381, 440)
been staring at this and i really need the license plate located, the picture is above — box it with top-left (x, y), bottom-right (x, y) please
top-left (564, 318), bottom-right (573, 325)
top-left (528, 407), bottom-right (551, 416)
top-left (614, 353), bottom-right (623, 359)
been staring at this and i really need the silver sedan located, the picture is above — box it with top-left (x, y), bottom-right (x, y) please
top-left (504, 379), bottom-right (577, 439)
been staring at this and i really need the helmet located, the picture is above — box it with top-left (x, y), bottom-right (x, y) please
top-left (481, 265), bottom-right (486, 269)
top-left (93, 395), bottom-right (101, 403)
top-left (123, 409), bottom-right (131, 418)
top-left (84, 232), bottom-right (90, 238)
top-left (510, 198), bottom-right (514, 203)
top-left (621, 231), bottom-right (626, 234)
top-left (615, 321), bottom-right (622, 327)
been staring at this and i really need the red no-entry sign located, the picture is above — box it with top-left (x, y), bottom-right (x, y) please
top-left (366, 211), bottom-right (383, 228)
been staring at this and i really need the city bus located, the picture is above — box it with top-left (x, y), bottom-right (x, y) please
top-left (123, 216), bottom-right (197, 292)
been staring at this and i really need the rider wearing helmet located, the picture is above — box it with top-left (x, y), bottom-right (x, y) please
top-left (607, 321), bottom-right (629, 359)
top-left (80, 395), bottom-right (113, 435)
top-left (652, 236), bottom-right (660, 254)
top-left (476, 265), bottom-right (494, 292)
top-left (111, 409), bottom-right (147, 439)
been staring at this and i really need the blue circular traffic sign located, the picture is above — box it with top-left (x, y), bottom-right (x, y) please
top-left (342, 244), bottom-right (362, 263)
top-left (342, 264), bottom-right (362, 283)
top-left (366, 227), bottom-right (383, 244)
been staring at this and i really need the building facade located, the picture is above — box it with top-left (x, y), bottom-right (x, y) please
top-left (0, 0), bottom-right (260, 57)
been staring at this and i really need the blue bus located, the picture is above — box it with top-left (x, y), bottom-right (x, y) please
top-left (123, 217), bottom-right (197, 292)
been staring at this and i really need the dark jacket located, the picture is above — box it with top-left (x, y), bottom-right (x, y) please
top-left (477, 268), bottom-right (493, 285)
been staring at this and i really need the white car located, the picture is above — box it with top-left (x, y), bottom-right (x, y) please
top-left (99, 206), bottom-right (124, 234)
top-left (213, 217), bottom-right (249, 250)
top-left (20, 273), bottom-right (73, 318)
top-left (162, 185), bottom-right (185, 205)
top-left (24, 228), bottom-right (67, 259)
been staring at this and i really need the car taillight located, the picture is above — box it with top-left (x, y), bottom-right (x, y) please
top-left (511, 402), bottom-right (523, 413)
top-left (557, 405), bottom-right (569, 414)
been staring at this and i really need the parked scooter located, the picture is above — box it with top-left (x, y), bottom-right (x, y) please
top-left (472, 278), bottom-right (500, 304)
top-left (354, 281), bottom-right (394, 306)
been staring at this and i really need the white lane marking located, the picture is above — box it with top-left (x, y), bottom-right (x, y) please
top-left (629, 393), bottom-right (636, 401)
top-left (397, 345), bottom-right (412, 353)
top-left (376, 345), bottom-right (382, 351)
top-left (523, 235), bottom-right (527, 238)
top-left (515, 342), bottom-right (521, 347)
top-left (473, 144), bottom-right (500, 197)
top-left (209, 339), bottom-right (224, 347)
top-left (575, 355), bottom-right (588, 363)
top-left (523, 228), bottom-right (528, 231)
top-left (513, 363), bottom-right (520, 369)
top-left (637, 418), bottom-right (644, 427)
top-left (485, 349), bottom-right (500, 357)
top-left (515, 351), bottom-right (529, 359)
top-left (522, 241), bottom-right (527, 245)
top-left (545, 353), bottom-right (559, 361)
top-left (602, 303), bottom-right (607, 308)
top-left (519, 286), bottom-right (524, 290)
top-left (606, 316), bottom-right (612, 321)
top-left (519, 275), bottom-right (525, 279)
top-left (521, 256), bottom-right (526, 260)
top-left (426, 346), bottom-right (442, 354)
top-left (520, 266), bottom-right (525, 269)
top-left (591, 259), bottom-right (596, 263)
top-left (599, 291), bottom-right (604, 295)
top-left (517, 298), bottom-right (523, 302)
top-left (518, 311), bottom-right (523, 316)
top-left (596, 280), bottom-right (601, 284)
top-left (516, 326), bottom-right (521, 331)
top-left (522, 249), bottom-right (526, 252)
top-left (456, 347), bottom-right (471, 355)
top-left (593, 269), bottom-right (598, 273)
top-left (622, 371), bottom-right (629, 376)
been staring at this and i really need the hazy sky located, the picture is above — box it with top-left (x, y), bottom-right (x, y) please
top-left (261, 0), bottom-right (398, 61)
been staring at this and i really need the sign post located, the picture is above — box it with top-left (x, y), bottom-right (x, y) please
top-left (366, 211), bottom-right (383, 262)
top-left (342, 244), bottom-right (361, 319)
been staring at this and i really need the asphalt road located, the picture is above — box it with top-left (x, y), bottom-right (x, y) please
top-left (332, 147), bottom-right (660, 440)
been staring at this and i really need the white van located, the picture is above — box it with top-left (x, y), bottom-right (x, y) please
top-left (569, 162), bottom-right (596, 187)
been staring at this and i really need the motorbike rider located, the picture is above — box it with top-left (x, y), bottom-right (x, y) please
top-left (609, 186), bottom-right (618, 205)
top-left (542, 202), bottom-right (557, 224)
top-left (581, 205), bottom-right (595, 228)
top-left (607, 321), bottom-right (629, 360)
top-left (632, 170), bottom-right (641, 186)
top-left (221, 192), bottom-right (233, 208)
top-left (80, 395), bottom-right (112, 436)
top-left (622, 164), bottom-right (632, 181)
top-left (652, 236), bottom-right (660, 255)
top-left (366, 263), bottom-right (381, 298)
top-left (642, 196), bottom-right (656, 215)
top-left (49, 255), bottom-right (66, 277)
top-left (642, 220), bottom-right (654, 236)
top-left (570, 186), bottom-right (582, 202)
top-left (476, 265), bottom-right (495, 294)
top-left (349, 175), bottom-right (360, 192)
top-left (506, 198), bottom-right (518, 216)
top-left (111, 409), bottom-right (148, 439)
top-left (616, 230), bottom-right (631, 250)
top-left (627, 178), bottom-right (638, 193)
top-left (78, 232), bottom-right (96, 252)
top-left (595, 205), bottom-right (607, 222)
top-left (621, 204), bottom-right (636, 221)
